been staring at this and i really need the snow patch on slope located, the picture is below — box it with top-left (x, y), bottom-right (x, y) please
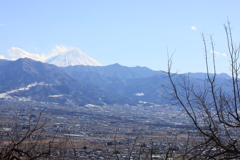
top-left (0, 82), bottom-right (51, 99)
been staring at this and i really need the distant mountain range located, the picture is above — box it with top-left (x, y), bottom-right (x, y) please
top-left (0, 58), bottom-right (135, 106)
top-left (0, 58), bottom-right (231, 106)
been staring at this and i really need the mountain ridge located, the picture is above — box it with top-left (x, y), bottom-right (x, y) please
top-left (0, 58), bottom-right (232, 106)
top-left (0, 58), bottom-right (135, 105)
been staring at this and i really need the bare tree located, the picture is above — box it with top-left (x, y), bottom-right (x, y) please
top-left (0, 108), bottom-right (57, 160)
top-left (166, 21), bottom-right (240, 159)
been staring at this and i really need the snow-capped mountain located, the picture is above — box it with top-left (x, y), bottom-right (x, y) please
top-left (46, 48), bottom-right (102, 67)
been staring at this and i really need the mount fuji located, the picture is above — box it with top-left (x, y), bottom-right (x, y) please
top-left (46, 48), bottom-right (102, 67)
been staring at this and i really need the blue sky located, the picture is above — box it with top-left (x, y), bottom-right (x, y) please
top-left (0, 0), bottom-right (239, 74)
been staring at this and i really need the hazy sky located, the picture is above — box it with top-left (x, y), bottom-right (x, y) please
top-left (0, 0), bottom-right (239, 74)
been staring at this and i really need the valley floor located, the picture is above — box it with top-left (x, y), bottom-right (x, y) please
top-left (0, 100), bottom-right (198, 159)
